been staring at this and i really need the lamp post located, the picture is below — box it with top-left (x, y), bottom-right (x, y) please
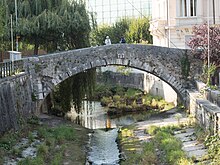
top-left (207, 0), bottom-right (210, 69)
top-left (10, 14), bottom-right (13, 51)
top-left (15, 0), bottom-right (18, 51)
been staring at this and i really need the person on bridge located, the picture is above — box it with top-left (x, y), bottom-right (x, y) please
top-left (120, 36), bottom-right (126, 43)
top-left (104, 36), bottom-right (111, 45)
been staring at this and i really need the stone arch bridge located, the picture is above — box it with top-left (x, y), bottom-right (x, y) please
top-left (22, 44), bottom-right (202, 104)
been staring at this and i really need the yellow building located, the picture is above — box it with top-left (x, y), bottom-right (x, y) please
top-left (150, 0), bottom-right (220, 48)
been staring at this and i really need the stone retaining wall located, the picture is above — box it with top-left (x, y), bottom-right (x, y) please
top-left (0, 74), bottom-right (35, 134)
top-left (187, 88), bottom-right (220, 135)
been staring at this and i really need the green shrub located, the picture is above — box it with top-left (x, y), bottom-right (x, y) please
top-left (151, 99), bottom-right (158, 108)
top-left (125, 88), bottom-right (141, 97)
top-left (177, 158), bottom-right (194, 165)
top-left (167, 150), bottom-right (186, 164)
top-left (153, 126), bottom-right (189, 165)
top-left (157, 99), bottom-right (167, 109)
top-left (111, 86), bottom-right (125, 96)
top-left (113, 95), bottom-right (121, 102)
top-left (101, 97), bottom-right (112, 106)
top-left (18, 156), bottom-right (44, 165)
top-left (37, 143), bottom-right (49, 156)
top-left (147, 125), bottom-right (160, 135)
top-left (142, 95), bottom-right (153, 105)
top-left (28, 132), bottom-right (34, 143)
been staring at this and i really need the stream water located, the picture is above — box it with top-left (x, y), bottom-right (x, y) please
top-left (67, 101), bottom-right (152, 165)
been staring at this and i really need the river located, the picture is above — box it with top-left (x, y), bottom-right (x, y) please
top-left (66, 101), bottom-right (152, 165)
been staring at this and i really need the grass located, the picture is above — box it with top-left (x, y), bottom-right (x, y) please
top-left (119, 125), bottom-right (158, 165)
top-left (0, 121), bottom-right (78, 165)
top-left (16, 125), bottom-right (75, 164)
top-left (147, 125), bottom-right (193, 165)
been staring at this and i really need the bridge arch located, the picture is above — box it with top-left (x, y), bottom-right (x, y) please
top-left (25, 44), bottom-right (202, 104)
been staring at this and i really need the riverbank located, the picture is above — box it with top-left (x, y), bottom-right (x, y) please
top-left (0, 114), bottom-right (91, 165)
top-left (119, 108), bottom-right (209, 165)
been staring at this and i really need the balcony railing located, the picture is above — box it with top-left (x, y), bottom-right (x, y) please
top-left (0, 60), bottom-right (25, 78)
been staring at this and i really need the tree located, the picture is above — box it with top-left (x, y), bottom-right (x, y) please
top-left (187, 23), bottom-right (220, 65)
top-left (2, 0), bottom-right (91, 54)
top-left (187, 23), bottom-right (220, 85)
top-left (0, 1), bottom-right (10, 52)
top-left (90, 17), bottom-right (152, 46)
top-left (90, 24), bottom-right (114, 46)
top-left (126, 17), bottom-right (152, 44)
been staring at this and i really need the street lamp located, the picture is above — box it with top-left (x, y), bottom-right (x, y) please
top-left (207, 0), bottom-right (210, 69)
top-left (15, 0), bottom-right (18, 51)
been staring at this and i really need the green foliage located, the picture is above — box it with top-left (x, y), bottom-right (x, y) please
top-left (3, 0), bottom-right (91, 54)
top-left (194, 124), bottom-right (208, 142)
top-left (152, 126), bottom-right (191, 165)
top-left (92, 84), bottom-right (113, 100)
top-left (37, 143), bottom-right (49, 157)
top-left (101, 97), bottom-right (112, 106)
top-left (90, 24), bottom-right (114, 45)
top-left (147, 125), bottom-right (160, 135)
top-left (0, 133), bottom-right (18, 150)
top-left (28, 132), bottom-right (34, 143)
top-left (116, 66), bottom-right (131, 76)
top-left (0, 6), bottom-right (4, 37)
top-left (51, 151), bottom-right (63, 165)
top-left (125, 17), bottom-right (152, 44)
top-left (120, 126), bottom-right (157, 165)
top-left (204, 134), bottom-right (220, 163)
top-left (111, 85), bottom-right (126, 96)
top-left (27, 116), bottom-right (39, 125)
top-left (142, 94), bottom-right (153, 105)
top-left (18, 156), bottom-right (44, 165)
top-left (113, 95), bottom-right (121, 102)
top-left (38, 125), bottom-right (75, 143)
top-left (125, 88), bottom-right (141, 98)
top-left (180, 55), bottom-right (190, 79)
top-left (52, 68), bottom-right (96, 114)
top-left (202, 64), bottom-right (217, 85)
top-left (90, 17), bottom-right (152, 45)
top-left (12, 147), bottom-right (22, 157)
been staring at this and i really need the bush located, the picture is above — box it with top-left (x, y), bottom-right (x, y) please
top-left (147, 125), bottom-right (160, 135)
top-left (113, 95), bottom-right (121, 102)
top-left (18, 156), bottom-right (44, 165)
top-left (151, 99), bottom-right (158, 108)
top-left (157, 99), bottom-right (167, 109)
top-left (125, 88), bottom-right (141, 98)
top-left (37, 143), bottom-right (49, 157)
top-left (154, 126), bottom-right (189, 165)
top-left (101, 97), bottom-right (112, 106)
top-left (167, 150), bottom-right (186, 164)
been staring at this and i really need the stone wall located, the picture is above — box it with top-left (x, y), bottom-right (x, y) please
top-left (0, 74), bottom-right (35, 134)
top-left (186, 88), bottom-right (220, 135)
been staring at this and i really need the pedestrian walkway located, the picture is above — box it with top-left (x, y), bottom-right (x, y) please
top-left (133, 109), bottom-right (208, 163)
top-left (174, 128), bottom-right (208, 163)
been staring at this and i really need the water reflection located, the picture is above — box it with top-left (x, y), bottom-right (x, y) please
top-left (66, 101), bottom-right (148, 129)
top-left (66, 101), bottom-right (151, 165)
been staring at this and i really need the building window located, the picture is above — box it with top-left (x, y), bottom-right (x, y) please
top-left (180, 0), bottom-right (187, 16)
top-left (180, 0), bottom-right (197, 17)
top-left (190, 0), bottom-right (197, 16)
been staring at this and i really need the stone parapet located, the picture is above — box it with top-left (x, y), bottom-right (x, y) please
top-left (195, 81), bottom-right (220, 107)
top-left (187, 89), bottom-right (220, 135)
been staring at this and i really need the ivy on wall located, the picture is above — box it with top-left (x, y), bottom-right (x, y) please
top-left (180, 52), bottom-right (190, 80)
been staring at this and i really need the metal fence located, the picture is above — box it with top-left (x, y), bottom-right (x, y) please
top-left (0, 60), bottom-right (25, 78)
